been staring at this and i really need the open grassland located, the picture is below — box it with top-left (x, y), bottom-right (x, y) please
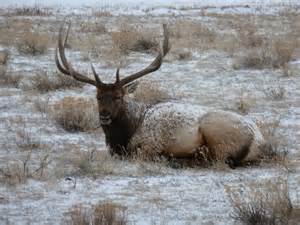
top-left (0, 2), bottom-right (300, 225)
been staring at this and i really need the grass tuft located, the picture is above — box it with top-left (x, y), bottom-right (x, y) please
top-left (17, 31), bottom-right (50, 55)
top-left (226, 180), bottom-right (293, 225)
top-left (64, 202), bottom-right (127, 225)
top-left (31, 71), bottom-right (84, 92)
top-left (130, 81), bottom-right (173, 105)
top-left (51, 97), bottom-right (99, 132)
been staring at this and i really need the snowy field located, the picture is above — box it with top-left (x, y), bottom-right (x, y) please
top-left (0, 0), bottom-right (300, 225)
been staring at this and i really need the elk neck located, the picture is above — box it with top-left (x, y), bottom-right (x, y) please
top-left (101, 99), bottom-right (146, 156)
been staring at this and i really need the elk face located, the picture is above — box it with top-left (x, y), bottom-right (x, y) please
top-left (96, 85), bottom-right (125, 125)
top-left (54, 22), bottom-right (169, 126)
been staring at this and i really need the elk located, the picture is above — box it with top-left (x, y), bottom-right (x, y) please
top-left (55, 22), bottom-right (265, 168)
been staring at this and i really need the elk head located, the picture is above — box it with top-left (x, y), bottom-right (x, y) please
top-left (55, 22), bottom-right (170, 125)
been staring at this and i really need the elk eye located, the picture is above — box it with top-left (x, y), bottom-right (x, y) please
top-left (114, 96), bottom-right (122, 100)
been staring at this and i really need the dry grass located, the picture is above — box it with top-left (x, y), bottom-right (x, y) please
top-left (33, 96), bottom-right (50, 115)
top-left (111, 25), bottom-right (158, 55)
top-left (170, 20), bottom-right (217, 50)
top-left (80, 21), bottom-right (107, 34)
top-left (64, 202), bottom-right (127, 225)
top-left (168, 49), bottom-right (193, 61)
top-left (0, 66), bottom-right (22, 87)
top-left (233, 90), bottom-right (253, 114)
top-left (226, 179), bottom-right (293, 225)
top-left (130, 81), bottom-right (173, 105)
top-left (51, 97), bottom-right (99, 132)
top-left (15, 128), bottom-right (41, 150)
top-left (0, 50), bottom-right (9, 65)
top-left (17, 31), bottom-right (50, 55)
top-left (93, 202), bottom-right (127, 225)
top-left (258, 119), bottom-right (288, 164)
top-left (31, 71), bottom-right (84, 92)
top-left (0, 150), bottom-right (50, 186)
top-left (263, 84), bottom-right (286, 100)
top-left (233, 18), bottom-right (298, 70)
top-left (64, 204), bottom-right (90, 225)
top-left (66, 146), bottom-right (125, 178)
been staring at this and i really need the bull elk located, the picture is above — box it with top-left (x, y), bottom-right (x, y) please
top-left (55, 22), bottom-right (265, 168)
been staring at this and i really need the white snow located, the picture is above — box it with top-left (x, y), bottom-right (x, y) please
top-left (0, 0), bottom-right (299, 224)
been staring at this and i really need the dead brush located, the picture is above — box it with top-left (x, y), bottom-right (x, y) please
top-left (233, 19), bottom-right (297, 70)
top-left (64, 202), bottom-right (127, 225)
top-left (226, 179), bottom-right (293, 225)
top-left (0, 151), bottom-right (51, 186)
top-left (170, 20), bottom-right (217, 50)
top-left (64, 204), bottom-right (90, 225)
top-left (130, 81), bottom-right (173, 105)
top-left (15, 128), bottom-right (41, 150)
top-left (67, 146), bottom-right (123, 178)
top-left (93, 202), bottom-right (127, 225)
top-left (258, 118), bottom-right (288, 164)
top-left (0, 50), bottom-right (9, 65)
top-left (234, 90), bottom-right (253, 114)
top-left (51, 97), bottom-right (99, 132)
top-left (17, 31), bottom-right (50, 55)
top-left (0, 66), bottom-right (22, 87)
top-left (31, 70), bottom-right (84, 92)
top-left (263, 84), bottom-right (286, 100)
top-left (80, 21), bottom-right (107, 34)
top-left (111, 27), bottom-right (158, 55)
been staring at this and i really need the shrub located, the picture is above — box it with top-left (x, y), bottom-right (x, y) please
top-left (31, 71), bottom-right (84, 92)
top-left (0, 50), bottom-right (9, 65)
top-left (0, 151), bottom-right (50, 186)
top-left (170, 20), bottom-right (217, 50)
top-left (111, 29), bottom-right (158, 54)
top-left (67, 147), bottom-right (122, 178)
top-left (226, 180), bottom-right (293, 225)
top-left (17, 31), bottom-right (49, 55)
top-left (93, 202), bottom-right (127, 225)
top-left (65, 204), bottom-right (90, 225)
top-left (258, 119), bottom-right (288, 163)
top-left (51, 97), bottom-right (99, 132)
top-left (233, 20), bottom-right (297, 70)
top-left (80, 22), bottom-right (107, 34)
top-left (0, 66), bottom-right (22, 87)
top-left (64, 202), bottom-right (127, 225)
top-left (130, 81), bottom-right (173, 105)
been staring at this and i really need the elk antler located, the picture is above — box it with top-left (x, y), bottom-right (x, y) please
top-left (118, 24), bottom-right (170, 87)
top-left (55, 22), bottom-right (104, 87)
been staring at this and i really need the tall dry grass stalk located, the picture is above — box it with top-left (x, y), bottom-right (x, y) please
top-left (226, 179), bottom-right (293, 225)
top-left (64, 202), bottom-right (127, 225)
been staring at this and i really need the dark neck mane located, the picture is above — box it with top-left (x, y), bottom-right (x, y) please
top-left (101, 100), bottom-right (145, 157)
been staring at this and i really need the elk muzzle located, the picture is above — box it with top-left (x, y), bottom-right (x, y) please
top-left (99, 113), bottom-right (112, 125)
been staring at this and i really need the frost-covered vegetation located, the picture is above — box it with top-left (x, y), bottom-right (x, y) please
top-left (0, 1), bottom-right (300, 224)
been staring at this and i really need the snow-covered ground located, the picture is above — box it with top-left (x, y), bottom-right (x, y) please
top-left (0, 1), bottom-right (300, 225)
top-left (1, 0), bottom-right (300, 8)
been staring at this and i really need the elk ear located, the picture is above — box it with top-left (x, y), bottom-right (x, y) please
top-left (124, 81), bottom-right (139, 94)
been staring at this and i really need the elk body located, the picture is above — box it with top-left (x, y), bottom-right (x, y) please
top-left (55, 23), bottom-right (265, 167)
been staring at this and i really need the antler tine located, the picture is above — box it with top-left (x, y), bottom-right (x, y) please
top-left (91, 63), bottom-right (104, 86)
top-left (115, 68), bottom-right (120, 83)
top-left (56, 22), bottom-right (98, 86)
top-left (118, 24), bottom-right (170, 86)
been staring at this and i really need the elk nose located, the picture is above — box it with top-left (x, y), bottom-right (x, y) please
top-left (99, 112), bottom-right (111, 121)
top-left (100, 111), bottom-right (110, 117)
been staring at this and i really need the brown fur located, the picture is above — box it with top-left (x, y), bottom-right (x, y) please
top-left (196, 111), bottom-right (257, 166)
